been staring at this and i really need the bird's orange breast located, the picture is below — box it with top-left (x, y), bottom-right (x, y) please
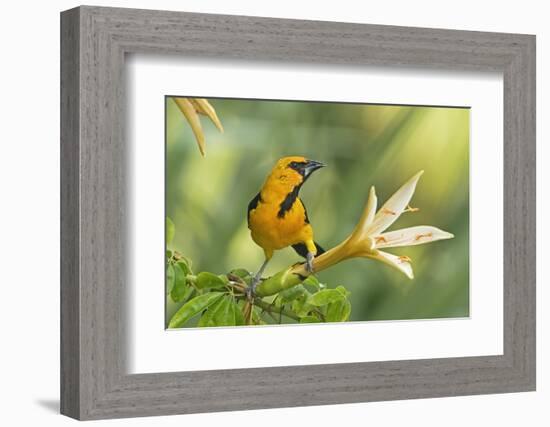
top-left (248, 197), bottom-right (313, 252)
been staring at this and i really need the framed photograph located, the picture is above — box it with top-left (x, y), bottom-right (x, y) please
top-left (163, 97), bottom-right (465, 330)
top-left (61, 6), bottom-right (536, 420)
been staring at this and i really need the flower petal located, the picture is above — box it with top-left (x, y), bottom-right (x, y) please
top-left (374, 226), bottom-right (454, 249)
top-left (352, 186), bottom-right (377, 240)
top-left (173, 97), bottom-right (206, 156)
top-left (192, 98), bottom-right (224, 133)
top-left (364, 186), bottom-right (377, 229)
top-left (366, 170), bottom-right (424, 235)
top-left (366, 250), bottom-right (414, 279)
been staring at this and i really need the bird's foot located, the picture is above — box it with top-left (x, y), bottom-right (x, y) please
top-left (245, 285), bottom-right (255, 301)
top-left (246, 275), bottom-right (261, 300)
top-left (306, 252), bottom-right (315, 274)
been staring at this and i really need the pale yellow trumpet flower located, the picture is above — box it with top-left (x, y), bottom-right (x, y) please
top-left (307, 170), bottom-right (454, 279)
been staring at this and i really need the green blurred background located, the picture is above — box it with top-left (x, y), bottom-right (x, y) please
top-left (166, 97), bottom-right (469, 322)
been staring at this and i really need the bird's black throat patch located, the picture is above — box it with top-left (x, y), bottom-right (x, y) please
top-left (277, 184), bottom-right (302, 218)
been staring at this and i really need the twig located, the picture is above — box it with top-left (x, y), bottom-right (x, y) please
top-left (253, 298), bottom-right (300, 321)
top-left (243, 300), bottom-right (253, 325)
top-left (313, 308), bottom-right (326, 322)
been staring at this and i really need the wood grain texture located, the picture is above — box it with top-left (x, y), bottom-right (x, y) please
top-left (60, 7), bottom-right (80, 419)
top-left (60, 5), bottom-right (536, 420)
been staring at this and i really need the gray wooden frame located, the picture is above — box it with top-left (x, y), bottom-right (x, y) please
top-left (60, 5), bottom-right (536, 420)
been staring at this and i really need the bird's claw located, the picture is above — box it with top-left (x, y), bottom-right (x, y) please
top-left (245, 285), bottom-right (255, 301)
top-left (306, 252), bottom-right (315, 274)
top-left (246, 276), bottom-right (261, 301)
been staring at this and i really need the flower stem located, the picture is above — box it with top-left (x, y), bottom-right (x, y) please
top-left (255, 241), bottom-right (351, 297)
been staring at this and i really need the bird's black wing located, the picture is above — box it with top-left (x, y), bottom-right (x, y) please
top-left (292, 242), bottom-right (325, 259)
top-left (247, 192), bottom-right (262, 226)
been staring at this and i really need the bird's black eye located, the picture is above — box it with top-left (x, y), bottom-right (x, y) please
top-left (289, 161), bottom-right (297, 167)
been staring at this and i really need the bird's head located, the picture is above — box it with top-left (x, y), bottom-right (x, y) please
top-left (269, 156), bottom-right (325, 187)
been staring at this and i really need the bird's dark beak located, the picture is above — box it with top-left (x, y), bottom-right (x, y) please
top-left (303, 159), bottom-right (325, 177)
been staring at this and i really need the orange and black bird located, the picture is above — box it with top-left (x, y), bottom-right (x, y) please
top-left (247, 156), bottom-right (326, 295)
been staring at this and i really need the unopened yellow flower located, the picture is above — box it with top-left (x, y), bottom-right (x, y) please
top-left (172, 97), bottom-right (223, 156)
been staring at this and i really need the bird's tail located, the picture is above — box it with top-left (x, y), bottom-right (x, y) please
top-left (292, 242), bottom-right (325, 259)
top-left (314, 242), bottom-right (326, 255)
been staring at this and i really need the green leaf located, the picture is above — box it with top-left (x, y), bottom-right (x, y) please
top-left (251, 305), bottom-right (266, 325)
top-left (176, 256), bottom-right (193, 276)
top-left (308, 289), bottom-right (345, 307)
top-left (198, 296), bottom-right (239, 327)
top-left (166, 217), bottom-right (175, 245)
top-left (292, 295), bottom-right (314, 317)
top-left (166, 249), bottom-right (173, 260)
top-left (168, 292), bottom-right (224, 328)
top-left (229, 268), bottom-right (251, 279)
top-left (302, 275), bottom-right (321, 292)
top-left (197, 298), bottom-right (223, 327)
top-left (234, 300), bottom-right (245, 326)
top-left (326, 299), bottom-right (352, 322)
top-left (195, 271), bottom-right (227, 290)
top-left (235, 299), bottom-right (253, 325)
top-left (174, 252), bottom-right (193, 271)
top-left (300, 315), bottom-right (321, 323)
top-left (335, 285), bottom-right (351, 298)
top-left (278, 284), bottom-right (307, 304)
top-left (170, 263), bottom-right (189, 302)
top-left (177, 259), bottom-right (191, 276)
top-left (228, 268), bottom-right (252, 286)
top-left (166, 264), bottom-right (175, 294)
